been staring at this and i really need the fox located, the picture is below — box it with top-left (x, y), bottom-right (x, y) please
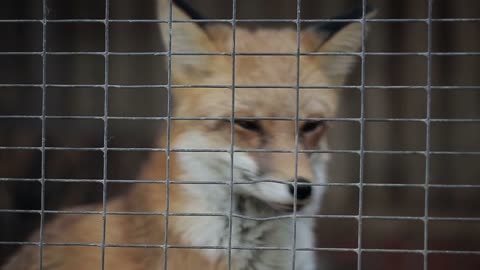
top-left (3, 0), bottom-right (374, 269)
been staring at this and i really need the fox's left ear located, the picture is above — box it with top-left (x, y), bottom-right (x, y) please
top-left (157, 0), bottom-right (218, 80)
top-left (157, 0), bottom-right (215, 51)
top-left (304, 5), bottom-right (377, 84)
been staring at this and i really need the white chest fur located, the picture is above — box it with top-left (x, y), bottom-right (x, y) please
top-left (174, 191), bottom-right (317, 270)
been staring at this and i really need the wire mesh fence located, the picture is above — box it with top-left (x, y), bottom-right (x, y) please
top-left (0, 0), bottom-right (479, 269)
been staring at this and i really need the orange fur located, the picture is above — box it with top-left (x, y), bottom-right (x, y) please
top-left (2, 1), bottom-right (373, 269)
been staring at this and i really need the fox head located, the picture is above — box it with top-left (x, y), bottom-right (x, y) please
top-left (158, 0), bottom-right (374, 213)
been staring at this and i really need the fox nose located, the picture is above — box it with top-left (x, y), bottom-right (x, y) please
top-left (288, 177), bottom-right (312, 201)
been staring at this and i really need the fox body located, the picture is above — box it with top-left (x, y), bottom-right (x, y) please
top-left (3, 1), bottom-right (372, 269)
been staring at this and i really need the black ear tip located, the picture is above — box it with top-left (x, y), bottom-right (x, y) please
top-left (313, 3), bottom-right (377, 36)
top-left (172, 0), bottom-right (206, 21)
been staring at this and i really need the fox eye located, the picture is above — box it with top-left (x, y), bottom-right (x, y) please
top-left (301, 121), bottom-right (325, 133)
top-left (234, 120), bottom-right (262, 132)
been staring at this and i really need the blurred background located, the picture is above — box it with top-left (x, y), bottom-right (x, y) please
top-left (0, 0), bottom-right (479, 269)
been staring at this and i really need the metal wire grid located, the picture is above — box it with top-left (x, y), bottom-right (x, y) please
top-left (227, 0), bottom-right (237, 269)
top-left (423, 1), bottom-right (433, 270)
top-left (163, 0), bottom-right (174, 269)
top-left (357, 1), bottom-right (367, 269)
top-left (37, 0), bottom-right (47, 268)
top-left (291, 0), bottom-right (302, 267)
top-left (100, 0), bottom-right (110, 269)
top-left (1, 0), bottom-right (480, 269)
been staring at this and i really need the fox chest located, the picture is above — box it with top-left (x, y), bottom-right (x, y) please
top-left (174, 185), bottom-right (317, 269)
top-left (175, 214), bottom-right (315, 270)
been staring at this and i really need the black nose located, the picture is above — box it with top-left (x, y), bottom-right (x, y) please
top-left (288, 177), bottom-right (312, 200)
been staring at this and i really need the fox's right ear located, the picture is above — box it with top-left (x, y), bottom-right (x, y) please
top-left (157, 0), bottom-right (217, 79)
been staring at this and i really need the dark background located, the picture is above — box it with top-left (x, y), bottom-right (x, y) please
top-left (1, 0), bottom-right (479, 269)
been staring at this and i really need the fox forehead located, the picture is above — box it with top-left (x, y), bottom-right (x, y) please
top-left (212, 25), bottom-right (311, 53)
top-left (208, 26), bottom-right (332, 86)
top-left (234, 88), bottom-right (336, 117)
top-left (174, 27), bottom-right (337, 118)
top-left (175, 88), bottom-right (336, 118)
